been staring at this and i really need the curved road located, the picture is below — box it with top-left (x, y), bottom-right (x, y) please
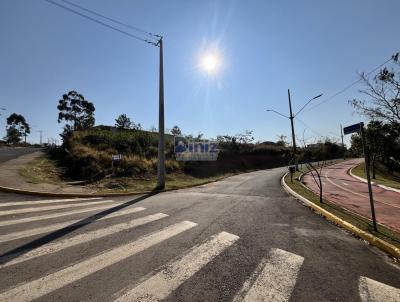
top-left (0, 147), bottom-right (40, 164)
top-left (303, 159), bottom-right (400, 232)
top-left (0, 167), bottom-right (399, 301)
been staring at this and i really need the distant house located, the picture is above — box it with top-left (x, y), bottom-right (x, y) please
top-left (260, 141), bottom-right (277, 146)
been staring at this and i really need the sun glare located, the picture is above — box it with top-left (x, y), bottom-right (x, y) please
top-left (201, 54), bottom-right (219, 74)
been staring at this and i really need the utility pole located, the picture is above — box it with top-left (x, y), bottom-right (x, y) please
top-left (288, 89), bottom-right (297, 169)
top-left (0, 108), bottom-right (6, 139)
top-left (156, 37), bottom-right (165, 189)
top-left (266, 91), bottom-right (322, 171)
top-left (38, 130), bottom-right (43, 146)
top-left (340, 124), bottom-right (345, 159)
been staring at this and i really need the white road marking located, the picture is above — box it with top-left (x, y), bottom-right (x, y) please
top-left (115, 231), bottom-right (239, 302)
top-left (0, 204), bottom-right (124, 227)
top-left (0, 199), bottom-right (121, 217)
top-left (233, 248), bottom-right (304, 302)
top-left (342, 182), bottom-right (349, 186)
top-left (324, 170), bottom-right (400, 209)
top-left (0, 207), bottom-right (146, 243)
top-left (359, 276), bottom-right (400, 302)
top-left (0, 213), bottom-right (168, 268)
top-left (0, 221), bottom-right (197, 302)
top-left (0, 198), bottom-right (102, 207)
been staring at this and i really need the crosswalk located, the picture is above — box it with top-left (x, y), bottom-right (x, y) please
top-left (0, 197), bottom-right (399, 301)
top-left (233, 249), bottom-right (304, 302)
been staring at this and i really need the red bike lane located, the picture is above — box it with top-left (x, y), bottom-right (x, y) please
top-left (302, 159), bottom-right (400, 232)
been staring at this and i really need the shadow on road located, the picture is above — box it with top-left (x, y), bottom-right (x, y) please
top-left (0, 192), bottom-right (158, 265)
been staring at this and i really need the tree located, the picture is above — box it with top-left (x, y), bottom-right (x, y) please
top-left (57, 91), bottom-right (95, 136)
top-left (349, 53), bottom-right (400, 126)
top-left (5, 126), bottom-right (21, 144)
top-left (350, 121), bottom-right (397, 178)
top-left (5, 113), bottom-right (30, 144)
top-left (235, 130), bottom-right (254, 144)
top-left (276, 135), bottom-right (289, 147)
top-left (115, 114), bottom-right (133, 129)
top-left (171, 125), bottom-right (182, 136)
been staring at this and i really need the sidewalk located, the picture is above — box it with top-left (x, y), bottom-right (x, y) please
top-left (302, 159), bottom-right (400, 233)
top-left (0, 152), bottom-right (98, 195)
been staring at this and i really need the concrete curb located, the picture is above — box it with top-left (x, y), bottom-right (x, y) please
top-left (348, 165), bottom-right (400, 193)
top-left (0, 185), bottom-right (154, 198)
top-left (281, 172), bottom-right (400, 260)
top-left (0, 175), bottom-right (227, 198)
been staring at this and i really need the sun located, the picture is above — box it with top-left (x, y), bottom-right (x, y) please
top-left (201, 54), bottom-right (219, 74)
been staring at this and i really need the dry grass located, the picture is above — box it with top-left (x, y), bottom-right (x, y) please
top-left (19, 156), bottom-right (64, 184)
top-left (19, 155), bottom-right (234, 193)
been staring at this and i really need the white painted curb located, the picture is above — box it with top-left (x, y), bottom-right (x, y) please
top-left (349, 166), bottom-right (400, 194)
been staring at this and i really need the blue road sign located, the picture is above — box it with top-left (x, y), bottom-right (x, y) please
top-left (343, 122), bottom-right (364, 135)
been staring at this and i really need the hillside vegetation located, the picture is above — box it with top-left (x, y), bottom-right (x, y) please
top-left (48, 126), bottom-right (295, 181)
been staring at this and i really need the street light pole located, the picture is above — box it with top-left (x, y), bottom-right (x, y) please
top-left (38, 130), bottom-right (43, 146)
top-left (266, 91), bottom-right (323, 170)
top-left (156, 37), bottom-right (165, 189)
top-left (288, 89), bottom-right (297, 168)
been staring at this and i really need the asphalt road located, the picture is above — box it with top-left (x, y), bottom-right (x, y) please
top-left (303, 159), bottom-right (400, 232)
top-left (0, 147), bottom-right (40, 164)
top-left (0, 167), bottom-right (399, 301)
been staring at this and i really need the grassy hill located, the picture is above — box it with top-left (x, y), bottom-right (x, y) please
top-left (48, 126), bottom-right (292, 182)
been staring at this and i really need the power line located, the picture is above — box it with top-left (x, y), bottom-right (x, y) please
top-left (58, 0), bottom-right (158, 38)
top-left (295, 116), bottom-right (324, 138)
top-left (307, 55), bottom-right (395, 111)
top-left (44, 0), bottom-right (159, 46)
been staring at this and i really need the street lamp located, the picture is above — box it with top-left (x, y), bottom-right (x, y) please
top-left (267, 90), bottom-right (323, 169)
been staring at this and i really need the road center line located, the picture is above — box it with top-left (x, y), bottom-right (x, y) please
top-left (325, 170), bottom-right (400, 209)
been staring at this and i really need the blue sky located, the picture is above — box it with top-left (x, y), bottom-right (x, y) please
top-left (0, 0), bottom-right (399, 146)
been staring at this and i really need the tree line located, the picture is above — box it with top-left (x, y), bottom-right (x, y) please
top-left (349, 53), bottom-right (400, 176)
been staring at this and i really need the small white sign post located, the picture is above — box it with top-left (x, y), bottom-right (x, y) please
top-left (111, 154), bottom-right (123, 169)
